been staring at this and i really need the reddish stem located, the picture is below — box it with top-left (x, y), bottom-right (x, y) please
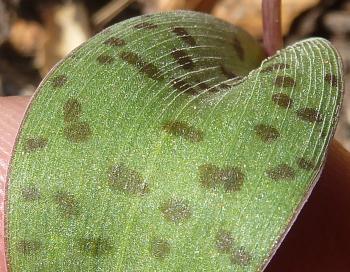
top-left (262, 0), bottom-right (283, 56)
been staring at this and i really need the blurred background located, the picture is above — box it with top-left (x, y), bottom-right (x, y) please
top-left (0, 0), bottom-right (349, 150)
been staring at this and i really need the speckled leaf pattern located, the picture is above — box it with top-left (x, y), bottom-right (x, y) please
top-left (6, 11), bottom-right (343, 272)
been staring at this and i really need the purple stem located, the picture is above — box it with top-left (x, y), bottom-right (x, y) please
top-left (262, 0), bottom-right (283, 56)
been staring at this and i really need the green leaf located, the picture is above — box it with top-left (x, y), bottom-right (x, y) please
top-left (6, 11), bottom-right (343, 271)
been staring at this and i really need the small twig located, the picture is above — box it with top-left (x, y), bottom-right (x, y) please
top-left (92, 0), bottom-right (136, 30)
top-left (262, 0), bottom-right (283, 56)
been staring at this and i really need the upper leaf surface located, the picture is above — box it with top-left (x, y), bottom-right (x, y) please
top-left (7, 11), bottom-right (342, 272)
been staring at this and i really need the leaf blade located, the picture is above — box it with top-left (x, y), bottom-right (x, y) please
top-left (6, 11), bottom-right (342, 272)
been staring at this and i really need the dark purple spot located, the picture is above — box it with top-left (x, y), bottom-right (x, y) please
top-left (64, 98), bottom-right (82, 122)
top-left (272, 93), bottom-right (293, 108)
top-left (196, 81), bottom-right (220, 93)
top-left (254, 124), bottom-right (280, 143)
top-left (171, 49), bottom-right (194, 70)
top-left (134, 22), bottom-right (158, 30)
top-left (97, 54), bottom-right (115, 65)
top-left (104, 36), bottom-right (126, 47)
top-left (52, 75), bottom-right (67, 88)
top-left (296, 108), bottom-right (323, 123)
top-left (64, 121), bottom-right (92, 143)
top-left (197, 82), bottom-right (210, 91)
top-left (297, 157), bottom-right (315, 171)
top-left (266, 163), bottom-right (295, 180)
top-left (232, 37), bottom-right (244, 61)
top-left (119, 51), bottom-right (163, 81)
top-left (199, 164), bottom-right (221, 189)
top-left (24, 137), bottom-right (48, 152)
top-left (324, 73), bottom-right (339, 87)
top-left (108, 163), bottom-right (148, 195)
top-left (220, 65), bottom-right (237, 79)
top-left (17, 240), bottom-right (41, 255)
top-left (171, 27), bottom-right (196, 46)
top-left (21, 187), bottom-right (41, 201)
top-left (215, 230), bottom-right (234, 253)
top-left (261, 63), bottom-right (290, 73)
top-left (199, 164), bottom-right (244, 192)
top-left (230, 247), bottom-right (251, 266)
top-left (162, 120), bottom-right (203, 142)
top-left (220, 166), bottom-right (245, 192)
top-left (54, 191), bottom-right (80, 218)
top-left (160, 198), bottom-right (192, 223)
top-left (217, 82), bottom-right (231, 90)
top-left (150, 238), bottom-right (171, 259)
top-left (141, 63), bottom-right (163, 80)
top-left (79, 237), bottom-right (113, 257)
top-left (170, 77), bottom-right (197, 95)
top-left (275, 76), bottom-right (296, 88)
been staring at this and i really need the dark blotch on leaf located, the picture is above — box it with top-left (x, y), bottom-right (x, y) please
top-left (217, 82), bottom-right (231, 90)
top-left (134, 22), bottom-right (158, 30)
top-left (150, 238), bottom-right (171, 259)
top-left (64, 121), bottom-right (92, 143)
top-left (197, 82), bottom-right (220, 93)
top-left (197, 82), bottom-right (210, 91)
top-left (21, 187), bottom-right (41, 201)
top-left (261, 63), bottom-right (290, 73)
top-left (198, 163), bottom-right (221, 188)
top-left (120, 51), bottom-right (139, 65)
top-left (220, 65), bottom-right (237, 79)
top-left (79, 237), bottom-right (113, 257)
top-left (296, 108), bottom-right (323, 123)
top-left (54, 191), bottom-right (80, 218)
top-left (170, 77), bottom-right (197, 95)
top-left (97, 54), bottom-right (115, 65)
top-left (64, 98), bottom-right (82, 122)
top-left (199, 164), bottom-right (244, 192)
top-left (272, 93), bottom-right (293, 108)
top-left (162, 120), bottom-right (203, 142)
top-left (17, 240), bottom-right (41, 255)
top-left (104, 36), bottom-right (126, 47)
top-left (108, 163), bottom-right (148, 195)
top-left (297, 157), bottom-right (315, 171)
top-left (254, 124), bottom-right (280, 143)
top-left (160, 198), bottom-right (192, 223)
top-left (324, 73), bottom-right (339, 87)
top-left (275, 76), bottom-right (296, 88)
top-left (52, 75), bottom-right (67, 88)
top-left (266, 163), bottom-right (296, 180)
top-left (215, 230), bottom-right (234, 253)
top-left (141, 63), bottom-right (163, 81)
top-left (171, 27), bottom-right (196, 46)
top-left (220, 166), bottom-right (245, 192)
top-left (171, 49), bottom-right (194, 70)
top-left (119, 51), bottom-right (163, 80)
top-left (232, 37), bottom-right (244, 61)
top-left (230, 247), bottom-right (251, 266)
top-left (199, 164), bottom-right (221, 189)
top-left (24, 137), bottom-right (48, 152)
